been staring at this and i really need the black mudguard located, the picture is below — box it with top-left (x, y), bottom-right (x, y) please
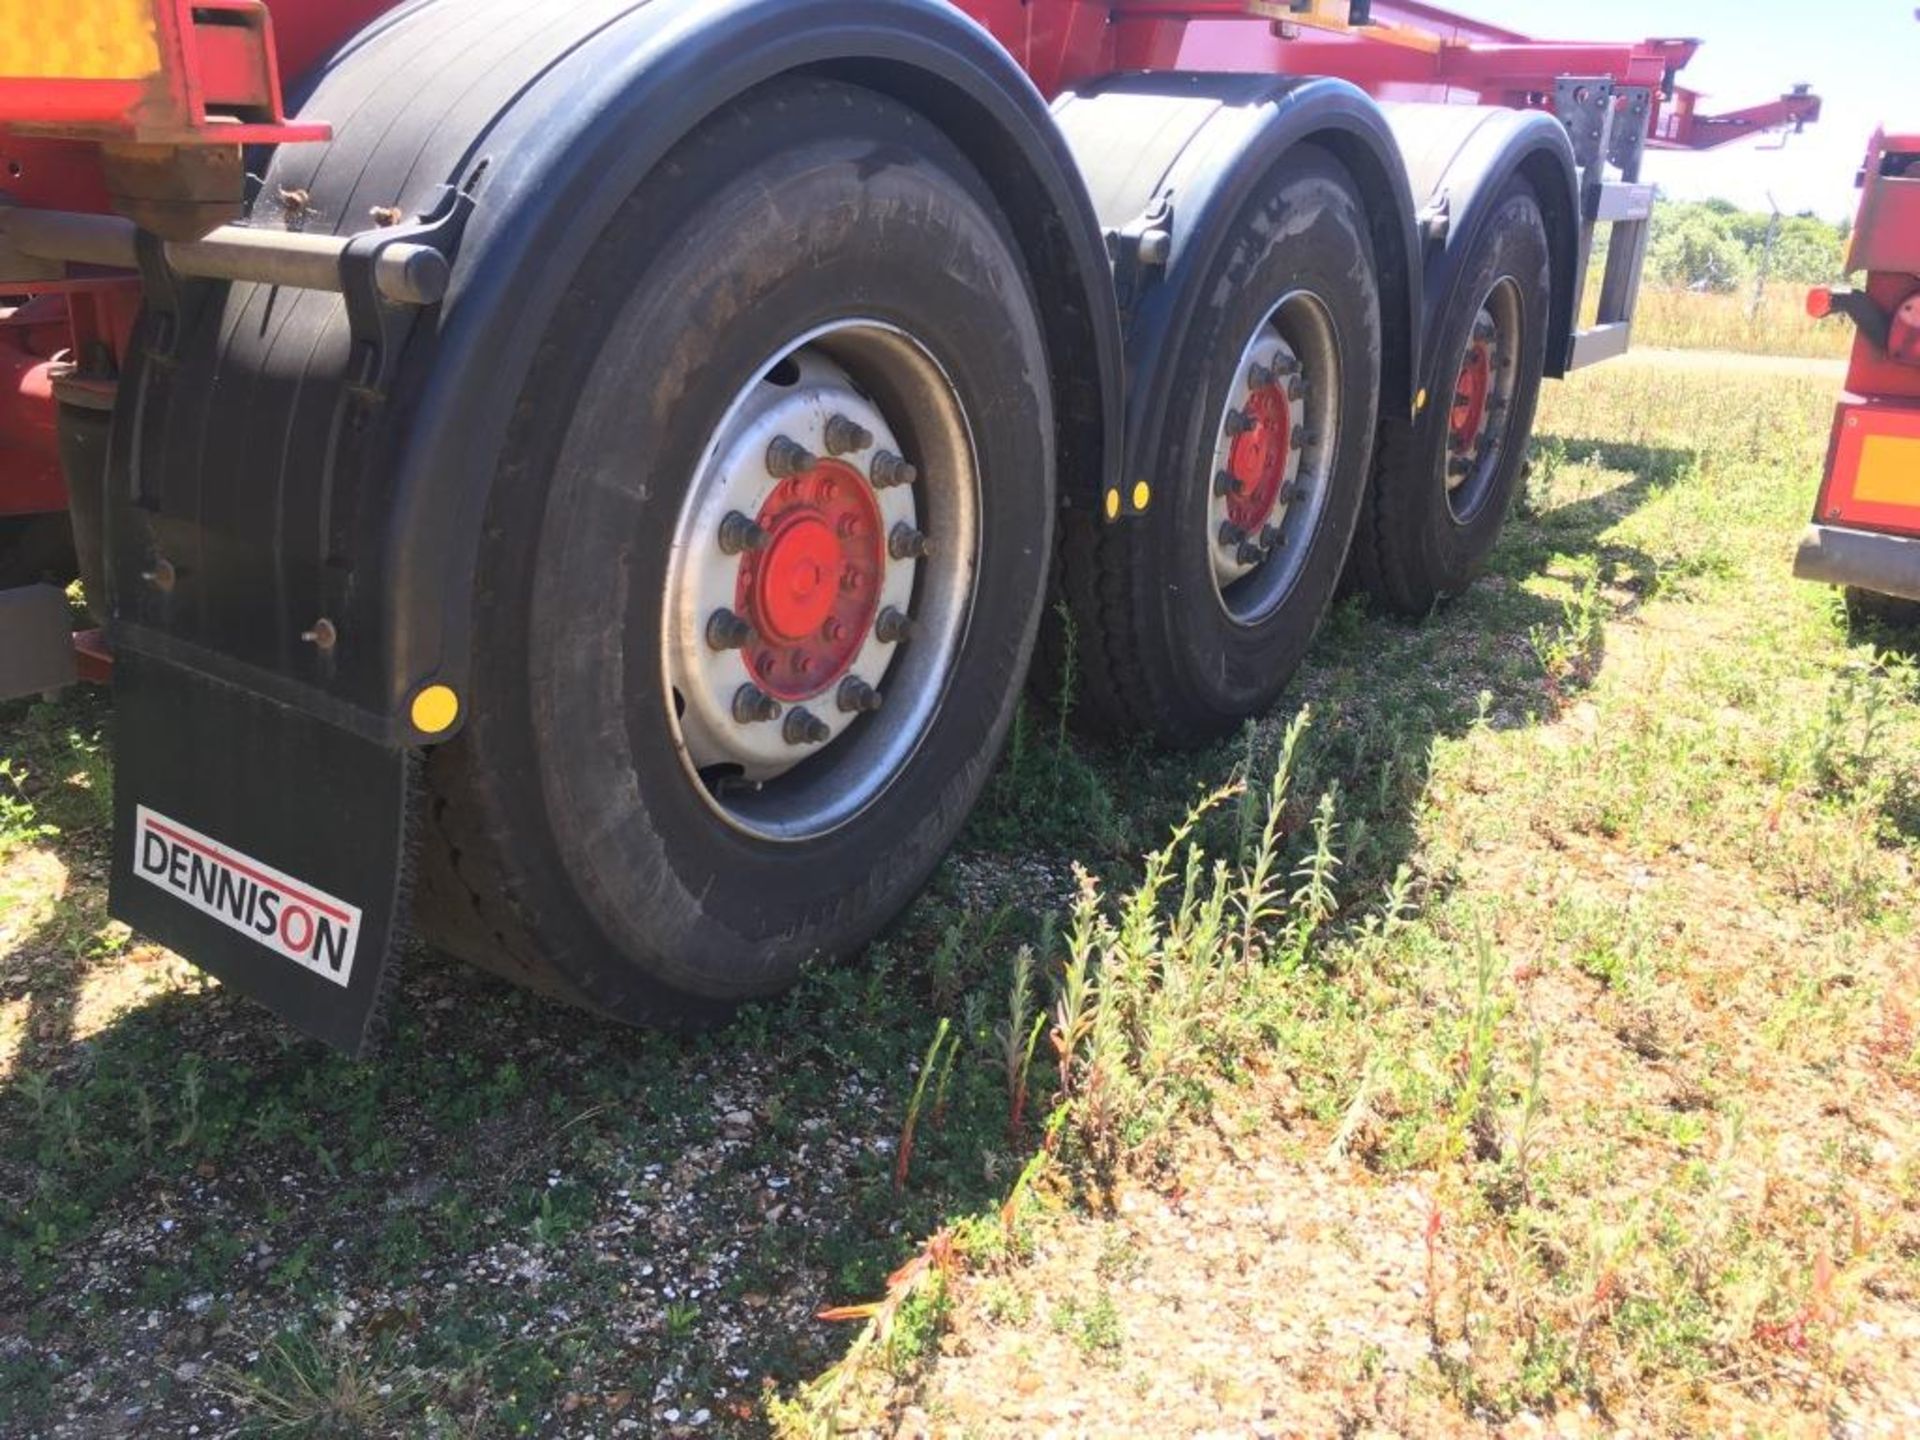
top-left (1053, 73), bottom-right (1423, 490)
top-left (105, 0), bottom-right (1121, 747)
top-left (98, 0), bottom-right (1122, 1046)
top-left (1379, 102), bottom-right (1580, 382)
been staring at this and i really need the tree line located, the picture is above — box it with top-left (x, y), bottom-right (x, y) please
top-left (1646, 198), bottom-right (1849, 294)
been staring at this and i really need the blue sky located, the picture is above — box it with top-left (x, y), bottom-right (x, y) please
top-left (1460, 1), bottom-right (1915, 220)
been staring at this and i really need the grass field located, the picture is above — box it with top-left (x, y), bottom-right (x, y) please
top-left (2, 348), bottom-right (1916, 1438)
top-left (1606, 286), bottom-right (1852, 361)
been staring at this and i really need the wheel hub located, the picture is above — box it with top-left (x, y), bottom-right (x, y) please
top-left (662, 326), bottom-right (983, 838)
top-left (1448, 328), bottom-right (1495, 464)
top-left (737, 462), bottom-right (884, 698)
top-left (1205, 290), bottom-right (1340, 624)
top-left (1442, 293), bottom-right (1521, 519)
top-left (1225, 382), bottom-right (1294, 535)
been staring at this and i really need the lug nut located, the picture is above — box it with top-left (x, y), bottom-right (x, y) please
top-left (719, 510), bottom-right (771, 555)
top-left (1286, 374), bottom-right (1307, 401)
top-left (875, 606), bottom-right (914, 644)
top-left (1225, 409), bottom-right (1255, 437)
top-left (1218, 521), bottom-right (1247, 550)
top-left (1248, 362), bottom-right (1275, 390)
top-left (783, 708), bottom-right (831, 745)
top-left (1236, 541), bottom-right (1267, 566)
top-left (870, 451), bottom-right (918, 490)
top-left (1291, 428), bottom-right (1318, 452)
top-left (824, 414), bottom-right (874, 457)
top-left (1280, 479), bottom-right (1309, 504)
top-left (706, 608), bottom-right (753, 651)
top-left (1449, 454), bottom-right (1474, 476)
top-left (889, 523), bottom-right (932, 561)
top-left (733, 685), bottom-right (782, 724)
top-left (767, 435), bottom-right (818, 479)
top-left (1272, 355), bottom-right (1301, 377)
top-left (837, 676), bottom-right (884, 714)
top-left (1260, 524), bottom-right (1282, 549)
top-left (1213, 470), bottom-right (1241, 498)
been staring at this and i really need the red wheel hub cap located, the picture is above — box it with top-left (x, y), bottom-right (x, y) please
top-left (1450, 340), bottom-right (1493, 454)
top-left (1226, 383), bottom-right (1293, 533)
top-left (737, 460), bottom-right (885, 702)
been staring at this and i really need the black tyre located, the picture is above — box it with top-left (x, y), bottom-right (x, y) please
top-left (414, 79), bottom-right (1055, 1021)
top-left (1356, 180), bottom-right (1551, 614)
top-left (1056, 144), bottom-right (1382, 746)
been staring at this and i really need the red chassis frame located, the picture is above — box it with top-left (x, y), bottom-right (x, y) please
top-left (0, 0), bottom-right (1822, 529)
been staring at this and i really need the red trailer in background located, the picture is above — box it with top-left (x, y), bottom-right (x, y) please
top-left (1798, 129), bottom-right (1920, 619)
top-left (0, 1), bottom-right (1819, 1052)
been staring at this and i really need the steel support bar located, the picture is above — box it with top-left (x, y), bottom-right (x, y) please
top-left (0, 208), bottom-right (450, 307)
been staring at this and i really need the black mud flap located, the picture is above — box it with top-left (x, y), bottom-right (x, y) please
top-left (108, 651), bottom-right (413, 1057)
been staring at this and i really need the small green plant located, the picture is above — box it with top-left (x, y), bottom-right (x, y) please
top-left (0, 758), bottom-right (52, 853)
top-left (894, 1018), bottom-right (954, 1194)
top-left (207, 1332), bottom-right (422, 1436)
top-left (1528, 564), bottom-right (1606, 705)
top-left (1050, 1291), bottom-right (1123, 1357)
top-left (995, 946), bottom-right (1047, 1141)
top-left (1444, 928), bottom-right (1510, 1164)
top-left (664, 1299), bottom-right (700, 1342)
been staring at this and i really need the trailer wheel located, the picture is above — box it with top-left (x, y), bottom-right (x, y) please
top-left (1058, 145), bottom-right (1381, 746)
top-left (1357, 181), bottom-right (1551, 614)
top-left (414, 80), bottom-right (1053, 1021)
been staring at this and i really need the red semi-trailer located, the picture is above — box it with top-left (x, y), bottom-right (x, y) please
top-left (1798, 127), bottom-right (1920, 621)
top-left (0, 1), bottom-right (1817, 1052)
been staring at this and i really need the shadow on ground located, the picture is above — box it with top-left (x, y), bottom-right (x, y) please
top-left (0, 437), bottom-right (1691, 1436)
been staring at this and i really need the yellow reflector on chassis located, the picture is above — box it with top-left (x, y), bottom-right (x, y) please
top-left (1853, 433), bottom-right (1920, 508)
top-left (410, 685), bottom-right (460, 736)
top-left (0, 0), bottom-right (161, 80)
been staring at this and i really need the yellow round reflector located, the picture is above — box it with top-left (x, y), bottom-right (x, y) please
top-left (410, 684), bottom-right (461, 736)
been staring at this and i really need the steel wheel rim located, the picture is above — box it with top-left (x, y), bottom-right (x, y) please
top-left (1444, 278), bottom-right (1523, 523)
top-left (661, 320), bottom-right (980, 842)
top-left (1205, 290), bottom-right (1342, 626)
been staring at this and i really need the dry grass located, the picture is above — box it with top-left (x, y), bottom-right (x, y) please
top-left (1622, 286), bottom-right (1852, 360)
